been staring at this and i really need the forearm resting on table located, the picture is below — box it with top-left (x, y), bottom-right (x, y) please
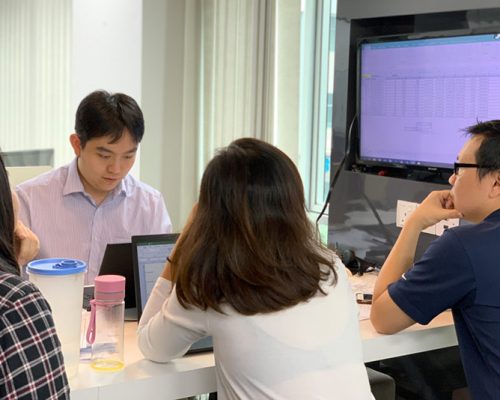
top-left (373, 218), bottom-right (422, 301)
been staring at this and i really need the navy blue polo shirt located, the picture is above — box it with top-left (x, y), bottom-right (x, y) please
top-left (389, 209), bottom-right (500, 399)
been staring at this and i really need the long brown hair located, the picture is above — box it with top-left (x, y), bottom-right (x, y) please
top-left (0, 152), bottom-right (19, 273)
top-left (173, 138), bottom-right (336, 315)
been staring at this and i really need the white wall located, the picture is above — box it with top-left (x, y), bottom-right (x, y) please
top-left (141, 0), bottom-right (200, 230)
top-left (72, 0), bottom-right (143, 108)
top-left (72, 0), bottom-right (143, 176)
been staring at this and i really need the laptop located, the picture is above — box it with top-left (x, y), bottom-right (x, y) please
top-left (132, 233), bottom-right (213, 354)
top-left (95, 242), bottom-right (137, 320)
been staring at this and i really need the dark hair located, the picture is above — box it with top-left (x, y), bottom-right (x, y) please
top-left (465, 120), bottom-right (500, 179)
top-left (74, 90), bottom-right (144, 147)
top-left (0, 152), bottom-right (19, 273)
top-left (172, 138), bottom-right (337, 315)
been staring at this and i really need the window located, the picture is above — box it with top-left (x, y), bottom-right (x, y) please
top-left (0, 1), bottom-right (71, 167)
top-left (299, 0), bottom-right (337, 214)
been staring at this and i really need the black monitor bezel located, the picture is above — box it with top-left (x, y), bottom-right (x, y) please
top-left (354, 29), bottom-right (500, 176)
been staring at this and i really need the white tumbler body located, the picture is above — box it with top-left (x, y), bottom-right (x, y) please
top-left (27, 258), bottom-right (86, 379)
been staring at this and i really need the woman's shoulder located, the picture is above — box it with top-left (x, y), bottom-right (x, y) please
top-left (0, 271), bottom-right (40, 306)
top-left (316, 247), bottom-right (349, 284)
top-left (317, 246), bottom-right (345, 269)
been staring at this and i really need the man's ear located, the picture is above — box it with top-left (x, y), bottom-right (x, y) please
top-left (489, 170), bottom-right (500, 198)
top-left (69, 134), bottom-right (82, 157)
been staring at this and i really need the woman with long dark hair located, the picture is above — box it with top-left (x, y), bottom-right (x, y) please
top-left (0, 155), bottom-right (19, 274)
top-left (0, 152), bottom-right (69, 399)
top-left (138, 138), bottom-right (373, 399)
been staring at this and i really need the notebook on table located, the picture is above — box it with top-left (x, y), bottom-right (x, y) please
top-left (132, 233), bottom-right (213, 354)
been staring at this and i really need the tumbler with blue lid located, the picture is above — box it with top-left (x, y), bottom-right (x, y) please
top-left (27, 258), bottom-right (87, 378)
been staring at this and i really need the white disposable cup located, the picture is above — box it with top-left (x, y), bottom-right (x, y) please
top-left (27, 258), bottom-right (87, 379)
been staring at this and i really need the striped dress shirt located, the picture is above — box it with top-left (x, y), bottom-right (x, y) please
top-left (16, 159), bottom-right (172, 284)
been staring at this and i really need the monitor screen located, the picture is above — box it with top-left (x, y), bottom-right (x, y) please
top-left (358, 32), bottom-right (500, 169)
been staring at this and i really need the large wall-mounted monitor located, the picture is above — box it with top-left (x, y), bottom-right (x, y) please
top-left (357, 32), bottom-right (500, 174)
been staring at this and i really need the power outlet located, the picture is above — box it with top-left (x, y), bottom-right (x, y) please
top-left (396, 200), bottom-right (418, 228)
top-left (435, 218), bottom-right (460, 236)
top-left (396, 200), bottom-right (459, 236)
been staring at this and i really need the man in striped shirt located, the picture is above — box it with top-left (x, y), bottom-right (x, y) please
top-left (16, 90), bottom-right (172, 283)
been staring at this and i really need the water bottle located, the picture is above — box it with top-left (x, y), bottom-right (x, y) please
top-left (86, 275), bottom-right (125, 371)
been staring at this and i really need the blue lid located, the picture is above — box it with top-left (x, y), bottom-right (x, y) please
top-left (26, 258), bottom-right (87, 276)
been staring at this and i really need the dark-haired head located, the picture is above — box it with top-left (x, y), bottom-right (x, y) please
top-left (74, 90), bottom-right (144, 147)
top-left (0, 153), bottom-right (19, 273)
top-left (173, 138), bottom-right (336, 315)
top-left (465, 120), bottom-right (500, 179)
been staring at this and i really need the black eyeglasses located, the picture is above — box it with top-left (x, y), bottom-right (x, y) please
top-left (453, 162), bottom-right (495, 175)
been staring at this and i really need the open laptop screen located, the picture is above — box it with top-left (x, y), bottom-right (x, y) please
top-left (132, 233), bottom-right (179, 318)
top-left (132, 233), bottom-right (212, 354)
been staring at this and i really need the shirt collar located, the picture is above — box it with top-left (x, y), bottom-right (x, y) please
top-left (62, 159), bottom-right (85, 196)
top-left (115, 176), bottom-right (130, 198)
top-left (484, 208), bottom-right (500, 221)
top-left (62, 158), bottom-right (130, 199)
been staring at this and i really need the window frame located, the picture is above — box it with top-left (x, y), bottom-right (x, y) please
top-left (300, 0), bottom-right (336, 214)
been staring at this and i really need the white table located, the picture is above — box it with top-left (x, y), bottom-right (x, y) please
top-left (351, 272), bottom-right (458, 362)
top-left (70, 311), bottom-right (457, 399)
top-left (361, 311), bottom-right (457, 363)
top-left (71, 322), bottom-right (216, 400)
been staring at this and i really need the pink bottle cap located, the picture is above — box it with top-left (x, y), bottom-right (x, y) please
top-left (94, 275), bottom-right (125, 302)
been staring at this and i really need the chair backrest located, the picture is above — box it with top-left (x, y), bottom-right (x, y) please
top-left (6, 165), bottom-right (52, 187)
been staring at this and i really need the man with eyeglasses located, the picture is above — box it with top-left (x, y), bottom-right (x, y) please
top-left (371, 120), bottom-right (500, 399)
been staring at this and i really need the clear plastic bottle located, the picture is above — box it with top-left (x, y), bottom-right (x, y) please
top-left (86, 275), bottom-right (125, 371)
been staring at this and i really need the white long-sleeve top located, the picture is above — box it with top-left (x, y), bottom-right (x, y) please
top-left (137, 253), bottom-right (374, 400)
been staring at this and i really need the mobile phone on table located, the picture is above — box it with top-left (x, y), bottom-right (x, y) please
top-left (356, 293), bottom-right (373, 304)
